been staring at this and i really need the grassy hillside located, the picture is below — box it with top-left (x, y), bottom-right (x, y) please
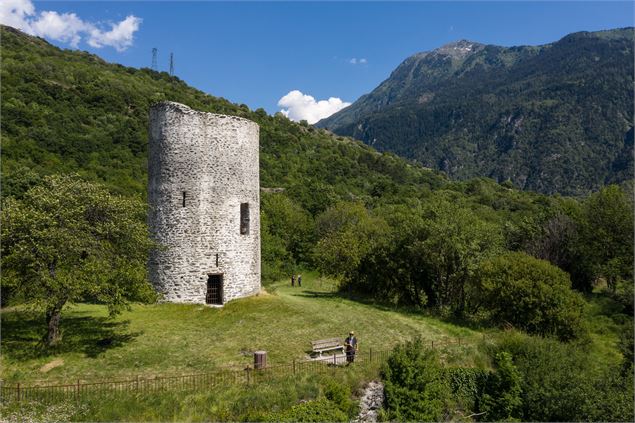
top-left (1, 24), bottom-right (444, 207)
top-left (0, 273), bottom-right (483, 384)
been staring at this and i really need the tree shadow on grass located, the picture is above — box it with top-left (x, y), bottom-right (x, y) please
top-left (2, 310), bottom-right (142, 360)
top-left (291, 290), bottom-right (340, 299)
top-left (292, 288), bottom-right (493, 332)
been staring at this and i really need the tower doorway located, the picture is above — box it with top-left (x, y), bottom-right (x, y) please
top-left (206, 274), bottom-right (223, 305)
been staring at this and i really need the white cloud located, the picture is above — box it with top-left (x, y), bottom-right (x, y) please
top-left (30, 11), bottom-right (87, 47)
top-left (349, 57), bottom-right (367, 65)
top-left (278, 90), bottom-right (351, 124)
top-left (0, 0), bottom-right (141, 51)
top-left (87, 16), bottom-right (142, 52)
top-left (0, 0), bottom-right (34, 29)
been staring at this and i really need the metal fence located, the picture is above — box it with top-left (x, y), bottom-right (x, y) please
top-left (1, 337), bottom-right (468, 404)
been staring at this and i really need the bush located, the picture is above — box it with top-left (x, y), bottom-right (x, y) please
top-left (444, 367), bottom-right (489, 415)
top-left (480, 352), bottom-right (523, 421)
top-left (323, 379), bottom-right (355, 416)
top-left (477, 251), bottom-right (586, 340)
top-left (488, 331), bottom-right (634, 422)
top-left (381, 338), bottom-right (450, 421)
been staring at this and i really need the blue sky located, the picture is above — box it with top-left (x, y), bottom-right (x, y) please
top-left (5, 1), bottom-right (635, 120)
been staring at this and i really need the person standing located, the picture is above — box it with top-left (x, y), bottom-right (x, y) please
top-left (291, 274), bottom-right (295, 287)
top-left (297, 274), bottom-right (302, 287)
top-left (345, 331), bottom-right (358, 364)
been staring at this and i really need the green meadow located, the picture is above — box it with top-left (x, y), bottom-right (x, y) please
top-left (1, 275), bottom-right (626, 422)
top-left (1, 273), bottom-right (483, 385)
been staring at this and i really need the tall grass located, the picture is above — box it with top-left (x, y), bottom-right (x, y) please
top-left (2, 365), bottom-right (380, 422)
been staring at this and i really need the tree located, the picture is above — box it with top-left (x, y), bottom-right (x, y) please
top-left (1, 174), bottom-right (155, 346)
top-left (476, 252), bottom-right (585, 340)
top-left (261, 193), bottom-right (315, 265)
top-left (260, 199), bottom-right (295, 283)
top-left (360, 204), bottom-right (433, 306)
top-left (578, 185), bottom-right (634, 292)
top-left (313, 202), bottom-right (388, 284)
top-left (417, 200), bottom-right (503, 313)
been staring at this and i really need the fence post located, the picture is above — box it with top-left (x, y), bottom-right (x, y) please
top-left (17, 383), bottom-right (20, 402)
top-left (369, 348), bottom-right (373, 364)
top-left (293, 359), bottom-right (296, 375)
top-left (76, 379), bottom-right (80, 401)
top-left (458, 337), bottom-right (461, 346)
top-left (431, 340), bottom-right (434, 349)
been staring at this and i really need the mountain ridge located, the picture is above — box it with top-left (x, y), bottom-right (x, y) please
top-left (317, 28), bottom-right (634, 195)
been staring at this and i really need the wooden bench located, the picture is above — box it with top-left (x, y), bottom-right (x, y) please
top-left (311, 338), bottom-right (345, 357)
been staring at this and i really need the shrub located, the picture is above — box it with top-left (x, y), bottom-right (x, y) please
top-left (323, 379), bottom-right (355, 416)
top-left (444, 367), bottom-right (489, 414)
top-left (477, 251), bottom-right (586, 340)
top-left (480, 352), bottom-right (523, 421)
top-left (381, 338), bottom-right (450, 421)
top-left (489, 331), bottom-right (634, 422)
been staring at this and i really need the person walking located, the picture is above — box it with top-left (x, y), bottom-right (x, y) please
top-left (297, 274), bottom-right (302, 287)
top-left (291, 274), bottom-right (295, 287)
top-left (345, 331), bottom-right (358, 364)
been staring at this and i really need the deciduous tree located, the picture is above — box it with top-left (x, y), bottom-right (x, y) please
top-left (477, 252), bottom-right (585, 340)
top-left (1, 175), bottom-right (155, 346)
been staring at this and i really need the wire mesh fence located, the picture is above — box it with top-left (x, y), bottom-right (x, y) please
top-left (1, 337), bottom-right (469, 404)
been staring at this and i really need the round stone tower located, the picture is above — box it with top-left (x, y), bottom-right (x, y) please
top-left (148, 101), bottom-right (261, 305)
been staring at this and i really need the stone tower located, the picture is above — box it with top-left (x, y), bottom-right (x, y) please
top-left (148, 101), bottom-right (261, 305)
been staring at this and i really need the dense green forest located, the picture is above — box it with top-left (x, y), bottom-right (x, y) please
top-left (317, 29), bottom-right (634, 196)
top-left (2, 25), bottom-right (633, 421)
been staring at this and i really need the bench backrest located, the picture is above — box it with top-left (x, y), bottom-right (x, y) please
top-left (311, 338), bottom-right (343, 350)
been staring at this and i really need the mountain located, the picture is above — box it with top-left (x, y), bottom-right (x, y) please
top-left (317, 28), bottom-right (635, 195)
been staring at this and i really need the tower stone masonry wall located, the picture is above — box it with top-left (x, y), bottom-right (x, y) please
top-left (148, 101), bottom-right (261, 304)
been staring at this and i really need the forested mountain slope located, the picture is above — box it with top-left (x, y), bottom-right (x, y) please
top-left (1, 24), bottom-right (444, 210)
top-left (317, 28), bottom-right (634, 195)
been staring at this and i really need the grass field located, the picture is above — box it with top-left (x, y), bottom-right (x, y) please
top-left (1, 272), bottom-right (485, 384)
top-left (1, 274), bottom-right (627, 422)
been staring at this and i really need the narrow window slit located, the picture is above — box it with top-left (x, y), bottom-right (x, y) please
top-left (240, 203), bottom-right (250, 235)
top-left (182, 191), bottom-right (186, 207)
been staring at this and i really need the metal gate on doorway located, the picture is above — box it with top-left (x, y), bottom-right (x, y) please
top-left (206, 274), bottom-right (223, 305)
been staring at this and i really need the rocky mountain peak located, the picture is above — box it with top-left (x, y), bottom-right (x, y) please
top-left (434, 39), bottom-right (483, 58)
